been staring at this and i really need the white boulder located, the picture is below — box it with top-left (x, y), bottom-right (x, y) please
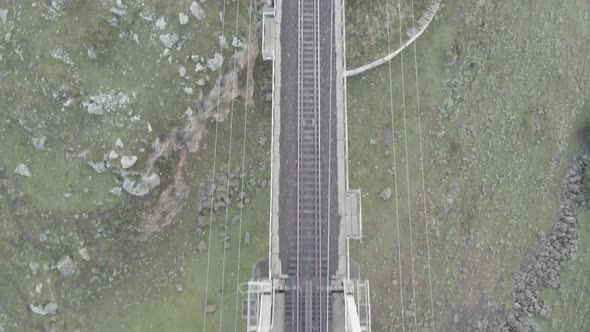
top-left (190, 1), bottom-right (206, 20)
top-left (120, 155), bottom-right (138, 169)
top-left (14, 164), bottom-right (32, 177)
top-left (179, 12), bottom-right (189, 25)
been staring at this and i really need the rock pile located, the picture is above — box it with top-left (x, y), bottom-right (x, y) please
top-left (464, 153), bottom-right (589, 332)
top-left (195, 164), bottom-right (267, 216)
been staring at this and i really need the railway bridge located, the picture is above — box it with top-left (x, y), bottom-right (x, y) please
top-left (245, 0), bottom-right (371, 330)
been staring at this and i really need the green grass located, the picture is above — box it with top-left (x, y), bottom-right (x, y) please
top-left (345, 0), bottom-right (590, 329)
top-left (345, 0), bottom-right (433, 69)
top-left (0, 0), bottom-right (270, 331)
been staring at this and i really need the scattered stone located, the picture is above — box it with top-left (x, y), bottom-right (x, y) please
top-left (116, 138), bottom-right (124, 148)
top-left (196, 240), bottom-right (208, 253)
top-left (83, 92), bottom-right (130, 115)
top-left (110, 7), bottom-right (127, 17)
top-left (155, 17), bottom-right (166, 30)
top-left (87, 161), bottom-right (107, 173)
top-left (184, 87), bottom-right (194, 94)
top-left (78, 247), bottom-right (90, 261)
top-left (57, 255), bottom-right (75, 276)
top-left (44, 302), bottom-right (58, 316)
top-left (110, 187), bottom-right (123, 197)
top-left (122, 172), bottom-right (160, 196)
top-left (51, 47), bottom-right (74, 66)
top-left (30, 304), bottom-right (48, 316)
top-left (29, 262), bottom-right (39, 275)
top-left (39, 233), bottom-right (47, 242)
top-left (179, 12), bottom-right (189, 25)
top-left (206, 303), bottom-right (217, 313)
top-left (379, 187), bottom-right (392, 201)
top-left (245, 231), bottom-right (251, 245)
top-left (108, 150), bottom-right (119, 160)
top-left (232, 36), bottom-right (245, 48)
top-left (159, 33), bottom-right (179, 49)
top-left (120, 155), bottom-right (138, 169)
top-left (87, 46), bottom-right (97, 59)
top-left (196, 79), bottom-right (206, 87)
top-left (14, 164), bottom-right (32, 177)
top-left (190, 1), bottom-right (206, 20)
top-left (195, 62), bottom-right (204, 73)
top-left (219, 35), bottom-right (229, 49)
top-left (176, 284), bottom-right (184, 292)
top-left (207, 52), bottom-right (223, 71)
top-left (50, 0), bottom-right (68, 12)
top-left (179, 66), bottom-right (187, 77)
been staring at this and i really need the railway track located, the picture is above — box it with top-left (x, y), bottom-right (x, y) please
top-left (284, 0), bottom-right (329, 330)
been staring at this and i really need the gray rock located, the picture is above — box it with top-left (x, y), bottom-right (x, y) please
top-left (190, 1), bottom-right (206, 20)
top-left (84, 92), bottom-right (130, 115)
top-left (197, 240), bottom-right (208, 253)
top-left (155, 17), bottom-right (166, 30)
top-left (110, 7), bottom-right (127, 17)
top-left (30, 304), bottom-right (48, 316)
top-left (232, 36), bottom-right (245, 48)
top-left (57, 256), bottom-right (75, 276)
top-left (14, 164), bottom-right (32, 177)
top-left (110, 187), bottom-right (123, 197)
top-left (195, 62), bottom-right (204, 73)
top-left (78, 247), bottom-right (90, 261)
top-left (44, 302), bottom-right (58, 316)
top-left (122, 173), bottom-right (160, 196)
top-left (108, 150), bottom-right (119, 160)
top-left (159, 33), bottom-right (179, 49)
top-left (29, 262), bottom-right (39, 275)
top-left (87, 161), bottom-right (107, 173)
top-left (207, 53), bottom-right (224, 71)
top-left (50, 0), bottom-right (68, 11)
top-left (39, 233), bottom-right (47, 242)
top-left (32, 136), bottom-right (47, 150)
top-left (120, 155), bottom-right (138, 169)
top-left (379, 187), bottom-right (392, 201)
top-left (219, 35), bottom-right (229, 49)
top-left (245, 231), bottom-right (251, 245)
top-left (179, 12), bottom-right (189, 25)
top-left (176, 284), bottom-right (184, 292)
top-left (87, 46), bottom-right (97, 59)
